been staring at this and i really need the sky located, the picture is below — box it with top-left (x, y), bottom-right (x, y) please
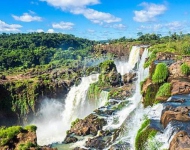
top-left (0, 0), bottom-right (190, 40)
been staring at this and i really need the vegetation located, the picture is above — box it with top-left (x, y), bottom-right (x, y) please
top-left (0, 126), bottom-right (22, 146)
top-left (143, 83), bottom-right (160, 107)
top-left (88, 60), bottom-right (121, 100)
top-left (152, 63), bottom-right (168, 83)
top-left (156, 83), bottom-right (171, 99)
top-left (24, 125), bottom-right (37, 132)
top-left (71, 118), bottom-right (80, 127)
top-left (180, 63), bottom-right (190, 75)
top-left (18, 142), bottom-right (36, 150)
top-left (0, 33), bottom-right (95, 72)
top-left (135, 118), bottom-right (157, 150)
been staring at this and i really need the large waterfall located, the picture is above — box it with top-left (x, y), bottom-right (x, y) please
top-left (33, 74), bottom-right (110, 146)
top-left (32, 45), bottom-right (151, 148)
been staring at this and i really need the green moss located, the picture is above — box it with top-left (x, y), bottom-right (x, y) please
top-left (143, 83), bottom-right (160, 107)
top-left (0, 126), bottom-right (22, 146)
top-left (135, 119), bottom-right (157, 150)
top-left (113, 101), bottom-right (128, 110)
top-left (18, 142), bottom-right (36, 150)
top-left (156, 83), bottom-right (171, 98)
top-left (180, 63), bottom-right (190, 75)
top-left (24, 125), bottom-right (37, 132)
top-left (152, 63), bottom-right (168, 83)
top-left (71, 118), bottom-right (80, 127)
top-left (144, 50), bottom-right (157, 68)
top-left (108, 88), bottom-right (124, 100)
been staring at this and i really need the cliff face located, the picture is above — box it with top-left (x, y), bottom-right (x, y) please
top-left (0, 67), bottom-right (79, 126)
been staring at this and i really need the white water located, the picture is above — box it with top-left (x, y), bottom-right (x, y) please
top-left (104, 46), bottom-right (149, 149)
top-left (115, 46), bottom-right (141, 75)
top-left (34, 74), bottom-right (100, 146)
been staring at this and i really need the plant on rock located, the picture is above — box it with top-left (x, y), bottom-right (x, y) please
top-left (180, 63), bottom-right (190, 75)
top-left (152, 63), bottom-right (168, 83)
top-left (156, 83), bottom-right (171, 99)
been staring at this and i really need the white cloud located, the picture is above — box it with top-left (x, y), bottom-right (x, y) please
top-left (113, 24), bottom-right (126, 30)
top-left (87, 29), bottom-right (95, 33)
top-left (133, 2), bottom-right (167, 22)
top-left (12, 13), bottom-right (42, 22)
top-left (40, 0), bottom-right (100, 9)
top-left (0, 20), bottom-right (22, 32)
top-left (52, 21), bottom-right (74, 30)
top-left (47, 29), bottom-right (55, 33)
top-left (36, 29), bottom-right (44, 32)
top-left (40, 0), bottom-right (121, 24)
top-left (138, 21), bottom-right (185, 32)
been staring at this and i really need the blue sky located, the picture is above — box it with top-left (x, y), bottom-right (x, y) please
top-left (0, 0), bottom-right (190, 40)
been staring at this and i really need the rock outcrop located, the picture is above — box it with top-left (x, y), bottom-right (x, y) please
top-left (65, 114), bottom-right (106, 137)
top-left (161, 106), bottom-right (190, 128)
top-left (170, 131), bottom-right (190, 150)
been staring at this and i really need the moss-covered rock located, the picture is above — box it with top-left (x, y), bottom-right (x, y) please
top-left (142, 82), bottom-right (160, 107)
top-left (156, 83), bottom-right (171, 101)
top-left (135, 119), bottom-right (157, 150)
top-left (152, 63), bottom-right (168, 83)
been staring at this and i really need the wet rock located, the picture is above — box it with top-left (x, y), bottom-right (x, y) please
top-left (64, 136), bottom-right (78, 144)
top-left (73, 147), bottom-right (87, 150)
top-left (85, 137), bottom-right (106, 149)
top-left (123, 72), bottom-right (137, 84)
top-left (161, 106), bottom-right (190, 128)
top-left (170, 131), bottom-right (190, 150)
top-left (68, 114), bottom-right (106, 136)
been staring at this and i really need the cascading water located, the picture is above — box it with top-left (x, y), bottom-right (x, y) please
top-left (33, 74), bottom-right (105, 146)
top-left (104, 46), bottom-right (149, 149)
top-left (115, 46), bottom-right (141, 75)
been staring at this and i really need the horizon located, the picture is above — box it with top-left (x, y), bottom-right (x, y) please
top-left (0, 0), bottom-right (190, 40)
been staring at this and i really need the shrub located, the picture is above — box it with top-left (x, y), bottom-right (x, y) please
top-left (180, 63), bottom-right (190, 75)
top-left (152, 63), bottom-right (168, 83)
top-left (156, 83), bottom-right (171, 98)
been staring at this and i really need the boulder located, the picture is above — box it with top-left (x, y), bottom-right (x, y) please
top-left (85, 137), bottom-right (106, 149)
top-left (169, 61), bottom-right (183, 77)
top-left (68, 114), bottom-right (106, 136)
top-left (170, 131), bottom-right (190, 150)
top-left (161, 106), bottom-right (190, 128)
top-left (64, 136), bottom-right (78, 144)
top-left (170, 79), bottom-right (190, 95)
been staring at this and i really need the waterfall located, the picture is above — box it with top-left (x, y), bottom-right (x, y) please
top-left (104, 46), bottom-right (149, 149)
top-left (115, 46), bottom-right (141, 75)
top-left (34, 74), bottom-right (99, 146)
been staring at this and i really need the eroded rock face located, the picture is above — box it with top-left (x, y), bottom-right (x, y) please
top-left (161, 106), bottom-right (190, 128)
top-left (156, 52), bottom-right (175, 60)
top-left (169, 61), bottom-right (183, 77)
top-left (66, 114), bottom-right (106, 136)
top-left (123, 72), bottom-right (137, 84)
top-left (85, 137), bottom-right (106, 149)
top-left (170, 131), bottom-right (190, 150)
top-left (170, 80), bottom-right (190, 95)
